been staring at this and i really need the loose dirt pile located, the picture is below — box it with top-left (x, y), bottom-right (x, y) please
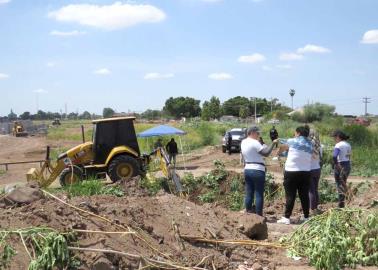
top-left (0, 182), bottom-right (274, 269)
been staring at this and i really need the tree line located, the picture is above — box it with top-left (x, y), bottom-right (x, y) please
top-left (0, 96), bottom-right (336, 123)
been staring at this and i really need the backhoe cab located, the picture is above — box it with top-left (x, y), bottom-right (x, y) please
top-left (27, 117), bottom-right (150, 187)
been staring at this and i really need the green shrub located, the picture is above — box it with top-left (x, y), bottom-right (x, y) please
top-left (64, 179), bottom-right (124, 197)
top-left (198, 189), bottom-right (218, 203)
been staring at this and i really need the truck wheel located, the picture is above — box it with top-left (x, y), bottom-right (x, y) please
top-left (108, 155), bottom-right (139, 183)
top-left (222, 146), bottom-right (226, 153)
top-left (59, 167), bottom-right (83, 186)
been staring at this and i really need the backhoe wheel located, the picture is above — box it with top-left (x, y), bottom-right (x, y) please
top-left (59, 167), bottom-right (83, 187)
top-left (108, 155), bottom-right (139, 183)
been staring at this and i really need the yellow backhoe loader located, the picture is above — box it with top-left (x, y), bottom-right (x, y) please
top-left (12, 121), bottom-right (28, 137)
top-left (26, 117), bottom-right (182, 192)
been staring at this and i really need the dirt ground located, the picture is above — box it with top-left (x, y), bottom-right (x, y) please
top-left (0, 135), bottom-right (77, 187)
top-left (0, 179), bottom-right (308, 270)
top-left (1, 178), bottom-right (377, 269)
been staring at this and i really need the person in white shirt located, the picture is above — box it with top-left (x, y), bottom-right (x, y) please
top-left (309, 129), bottom-right (322, 215)
top-left (277, 126), bottom-right (313, 225)
top-left (241, 126), bottom-right (278, 216)
top-left (332, 130), bottom-right (352, 208)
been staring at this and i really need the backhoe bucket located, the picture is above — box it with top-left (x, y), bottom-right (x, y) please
top-left (26, 167), bottom-right (39, 182)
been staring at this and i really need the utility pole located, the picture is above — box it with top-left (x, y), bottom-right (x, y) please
top-left (362, 97), bottom-right (371, 116)
top-left (270, 97), bottom-right (273, 113)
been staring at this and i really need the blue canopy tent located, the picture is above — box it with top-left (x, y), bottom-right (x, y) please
top-left (137, 125), bottom-right (186, 138)
top-left (137, 125), bottom-right (187, 169)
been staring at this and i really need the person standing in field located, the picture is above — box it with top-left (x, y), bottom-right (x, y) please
top-left (241, 126), bottom-right (278, 216)
top-left (166, 138), bottom-right (178, 167)
top-left (226, 132), bottom-right (233, 155)
top-left (270, 126), bottom-right (279, 142)
top-left (309, 129), bottom-right (322, 215)
top-left (332, 130), bottom-right (352, 208)
top-left (154, 138), bottom-right (163, 150)
top-left (277, 126), bottom-right (313, 225)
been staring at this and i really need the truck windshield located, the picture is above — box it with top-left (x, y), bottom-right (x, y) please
top-left (230, 131), bottom-right (245, 136)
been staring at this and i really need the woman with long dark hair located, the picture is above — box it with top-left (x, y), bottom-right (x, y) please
top-left (277, 126), bottom-right (313, 225)
top-left (309, 129), bottom-right (322, 215)
top-left (332, 130), bottom-right (351, 208)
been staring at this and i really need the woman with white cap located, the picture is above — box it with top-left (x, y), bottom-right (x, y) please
top-left (241, 126), bottom-right (278, 216)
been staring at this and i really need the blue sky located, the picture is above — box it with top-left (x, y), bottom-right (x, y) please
top-left (0, 0), bottom-right (377, 116)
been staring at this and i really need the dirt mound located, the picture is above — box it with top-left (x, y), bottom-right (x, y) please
top-left (1, 181), bottom-right (43, 206)
top-left (0, 190), bottom-right (272, 269)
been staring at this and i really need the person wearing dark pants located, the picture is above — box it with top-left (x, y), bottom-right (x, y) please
top-left (227, 132), bottom-right (233, 155)
top-left (309, 169), bottom-right (321, 212)
top-left (166, 138), bottom-right (178, 167)
top-left (277, 126), bottom-right (313, 225)
top-left (332, 130), bottom-right (352, 208)
top-left (244, 169), bottom-right (265, 215)
top-left (283, 171), bottom-right (311, 219)
top-left (334, 162), bottom-right (351, 207)
top-left (241, 126), bottom-right (277, 216)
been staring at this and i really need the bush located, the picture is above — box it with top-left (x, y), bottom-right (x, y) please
top-left (344, 124), bottom-right (377, 147)
top-left (63, 180), bottom-right (124, 197)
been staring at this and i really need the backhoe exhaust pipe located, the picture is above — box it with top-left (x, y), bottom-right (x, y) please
top-left (45, 146), bottom-right (50, 160)
top-left (81, 125), bottom-right (85, 143)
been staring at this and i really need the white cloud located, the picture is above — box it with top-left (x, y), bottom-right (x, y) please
top-left (238, 53), bottom-right (266, 63)
top-left (50, 30), bottom-right (86, 37)
top-left (262, 65), bottom-right (272, 71)
top-left (0, 73), bottom-right (9, 79)
top-left (48, 2), bottom-right (166, 31)
top-left (276, 64), bottom-right (292, 69)
top-left (361, 29), bottom-right (378, 44)
top-left (279, 52), bottom-right (303, 61)
top-left (297, 44), bottom-right (331, 54)
top-left (94, 68), bottom-right (111, 75)
top-left (0, 0), bottom-right (11, 5)
top-left (144, 73), bottom-right (174, 80)
top-left (208, 72), bottom-right (233, 80)
top-left (33, 89), bottom-right (48, 93)
top-left (46, 62), bottom-right (57, 68)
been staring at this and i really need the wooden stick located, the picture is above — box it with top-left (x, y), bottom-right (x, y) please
top-left (180, 235), bottom-right (285, 249)
top-left (72, 229), bottom-right (135, 235)
top-left (67, 247), bottom-right (207, 270)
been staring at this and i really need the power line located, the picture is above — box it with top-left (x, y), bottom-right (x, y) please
top-left (362, 97), bottom-right (371, 116)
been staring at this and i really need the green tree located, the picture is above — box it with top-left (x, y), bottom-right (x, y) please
top-left (163, 97), bottom-right (201, 118)
top-left (102, 107), bottom-right (115, 118)
top-left (141, 109), bottom-right (163, 120)
top-left (20, 111), bottom-right (31, 120)
top-left (80, 111), bottom-right (92, 119)
top-left (201, 96), bottom-right (222, 120)
top-left (239, 106), bottom-right (250, 118)
top-left (222, 96), bottom-right (250, 117)
top-left (292, 103), bottom-right (335, 123)
top-left (304, 103), bottom-right (335, 122)
top-left (8, 109), bottom-right (17, 120)
top-left (35, 110), bottom-right (47, 120)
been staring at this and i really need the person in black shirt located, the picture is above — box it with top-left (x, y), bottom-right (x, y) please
top-left (227, 132), bottom-right (233, 155)
top-left (269, 126), bottom-right (278, 142)
top-left (166, 138), bottom-right (178, 166)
